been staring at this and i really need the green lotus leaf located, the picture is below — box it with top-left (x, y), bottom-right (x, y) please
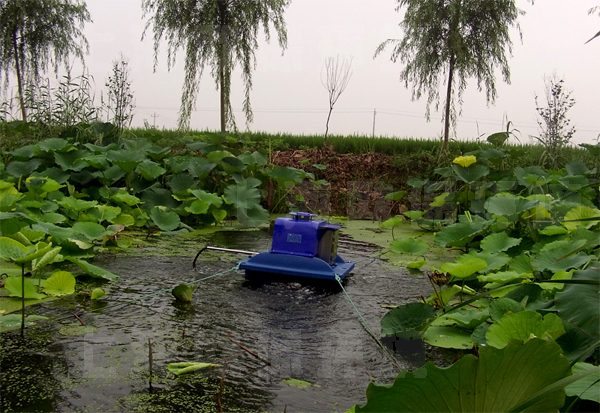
top-left (402, 210), bottom-right (426, 220)
top-left (30, 222), bottom-right (74, 242)
top-left (149, 207), bottom-right (181, 232)
top-left (385, 190), bottom-right (406, 201)
top-left (5, 276), bottom-right (46, 299)
top-left (6, 159), bottom-right (44, 178)
top-left (185, 200), bottom-right (210, 215)
top-left (423, 326), bottom-right (474, 349)
top-left (380, 302), bottom-right (436, 338)
top-left (555, 266), bottom-right (599, 341)
top-left (58, 197), bottom-right (98, 213)
top-left (435, 219), bottom-right (490, 248)
top-left (91, 288), bottom-right (107, 300)
top-left (390, 238), bottom-right (429, 255)
top-left (32, 246), bottom-right (62, 273)
top-left (212, 209), bottom-right (227, 223)
top-left (37, 212), bottom-right (67, 224)
top-left (484, 194), bottom-right (539, 217)
top-left (538, 270), bottom-right (573, 291)
top-left (406, 178), bottom-right (428, 188)
top-left (186, 157), bottom-right (216, 178)
top-left (224, 183), bottom-right (261, 214)
top-left (43, 271), bottom-right (76, 296)
top-left (444, 306), bottom-right (490, 329)
top-left (0, 314), bottom-right (49, 332)
top-left (80, 154), bottom-right (109, 169)
top-left (406, 260), bottom-right (426, 269)
top-left (563, 206), bottom-right (600, 231)
top-left (532, 240), bottom-right (591, 273)
top-left (110, 213), bottom-right (135, 227)
top-left (429, 192), bottom-right (450, 207)
top-left (59, 325), bottom-right (98, 336)
top-left (0, 236), bottom-right (30, 261)
top-left (13, 242), bottom-right (53, 264)
top-left (54, 149), bottom-right (89, 171)
top-left (477, 271), bottom-right (528, 284)
top-left (190, 189), bottom-right (223, 207)
top-left (167, 362), bottom-right (221, 375)
top-left (480, 232), bottom-right (521, 254)
top-left (539, 225), bottom-right (568, 236)
top-left (565, 362), bottom-right (600, 402)
top-left (452, 164), bottom-right (489, 183)
top-left (283, 378), bottom-right (314, 388)
top-left (441, 257), bottom-right (487, 279)
top-left (25, 176), bottom-right (64, 194)
top-left (487, 131), bottom-right (510, 146)
top-left (9, 144), bottom-right (35, 159)
top-left (486, 311), bottom-right (565, 349)
top-left (466, 251), bottom-right (511, 273)
top-left (146, 145), bottom-right (173, 162)
top-left (381, 216), bottom-right (403, 228)
top-left (172, 284), bottom-right (194, 303)
top-left (66, 257), bottom-right (118, 280)
top-left (238, 151), bottom-right (267, 166)
top-left (100, 165), bottom-right (126, 184)
top-left (425, 285), bottom-right (470, 307)
top-left (37, 138), bottom-right (73, 153)
top-left (72, 222), bottom-right (114, 240)
top-left (136, 160), bottom-right (166, 181)
top-left (111, 191), bottom-right (141, 206)
top-left (32, 167), bottom-right (70, 185)
top-left (107, 150), bottom-right (146, 173)
top-left (141, 188), bottom-right (179, 210)
top-left (354, 339), bottom-right (571, 412)
top-left (167, 173), bottom-right (197, 195)
top-left (89, 205), bottom-right (121, 223)
top-left (262, 165), bottom-right (303, 187)
top-left (488, 297), bottom-right (523, 322)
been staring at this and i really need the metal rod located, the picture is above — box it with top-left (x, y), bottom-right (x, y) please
top-left (193, 246), bottom-right (258, 269)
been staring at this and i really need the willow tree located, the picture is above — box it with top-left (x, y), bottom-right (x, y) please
top-left (0, 0), bottom-right (90, 122)
top-left (142, 0), bottom-right (289, 131)
top-left (376, 0), bottom-right (526, 149)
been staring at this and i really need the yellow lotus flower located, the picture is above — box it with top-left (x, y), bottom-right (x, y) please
top-left (453, 155), bottom-right (477, 168)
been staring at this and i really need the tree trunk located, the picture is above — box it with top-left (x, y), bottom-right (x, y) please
top-left (220, 60), bottom-right (226, 132)
top-left (12, 29), bottom-right (27, 122)
top-left (443, 56), bottom-right (455, 151)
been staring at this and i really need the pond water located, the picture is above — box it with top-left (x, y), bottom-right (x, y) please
top-left (1, 229), bottom-right (434, 412)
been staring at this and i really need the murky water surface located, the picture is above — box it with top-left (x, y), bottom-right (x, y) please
top-left (1, 230), bottom-right (433, 412)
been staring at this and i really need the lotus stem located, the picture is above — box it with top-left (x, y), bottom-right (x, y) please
top-left (21, 263), bottom-right (25, 338)
top-left (226, 334), bottom-right (273, 366)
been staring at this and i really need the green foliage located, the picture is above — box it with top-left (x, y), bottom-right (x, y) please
top-left (167, 362), bottom-right (221, 375)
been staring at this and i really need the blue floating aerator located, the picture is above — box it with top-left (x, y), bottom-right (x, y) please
top-left (238, 212), bottom-right (355, 282)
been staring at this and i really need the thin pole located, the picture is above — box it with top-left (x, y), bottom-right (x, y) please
top-left (372, 108), bottom-right (377, 138)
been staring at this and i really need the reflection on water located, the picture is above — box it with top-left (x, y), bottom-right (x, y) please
top-left (1, 230), bottom-right (433, 412)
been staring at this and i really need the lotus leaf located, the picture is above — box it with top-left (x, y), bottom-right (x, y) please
top-left (467, 251), bottom-right (511, 273)
top-left (186, 157), bottom-right (216, 178)
top-left (26, 176), bottom-right (64, 194)
top-left (190, 189), bottom-right (223, 207)
top-left (149, 207), bottom-right (181, 232)
top-left (555, 266), bottom-right (600, 341)
top-left (123, 138), bottom-right (153, 153)
top-left (54, 149), bottom-right (89, 171)
top-left (488, 297), bottom-right (523, 322)
top-left (486, 311), bottom-right (565, 349)
top-left (380, 302), bottom-right (436, 338)
top-left (37, 138), bottom-right (73, 153)
top-left (0, 314), bottom-right (49, 332)
top-left (406, 260), bottom-right (426, 269)
top-left (565, 362), bottom-right (600, 403)
top-left (73, 222), bottom-right (114, 240)
top-left (538, 270), bottom-right (573, 291)
top-left (135, 160), bottom-right (165, 181)
top-left (185, 200), bottom-right (210, 215)
top-left (0, 237), bottom-right (29, 261)
top-left (172, 284), bottom-right (194, 302)
top-left (283, 378), bottom-right (314, 388)
top-left (478, 271), bottom-right (528, 284)
top-left (80, 154), bottom-right (110, 169)
top-left (532, 240), bottom-right (591, 273)
top-left (480, 232), bottom-right (522, 253)
top-left (441, 257), bottom-right (487, 279)
top-left (5, 276), bottom-right (46, 299)
top-left (429, 192), bottom-right (450, 207)
top-left (390, 238), bottom-right (429, 255)
top-left (59, 197), bottom-right (98, 213)
top-left (67, 257), bottom-right (119, 280)
top-left (381, 216), bottom-right (403, 228)
top-left (402, 210), bottom-right (426, 220)
top-left (107, 150), bottom-right (146, 172)
top-left (238, 151), bottom-right (267, 166)
top-left (111, 191), bottom-right (141, 206)
top-left (435, 219), bottom-right (490, 248)
top-left (539, 225), bottom-right (568, 236)
top-left (91, 288), bottom-right (107, 300)
top-left (167, 362), bottom-right (221, 375)
top-left (563, 206), bottom-right (600, 231)
top-left (452, 164), bottom-right (489, 183)
top-left (6, 159), bottom-right (44, 177)
top-left (385, 190), bottom-right (406, 201)
top-left (444, 306), bottom-right (490, 329)
top-left (32, 246), bottom-right (62, 273)
top-left (43, 271), bottom-right (76, 296)
top-left (262, 165), bottom-right (303, 187)
top-left (100, 165), bottom-right (126, 184)
top-left (484, 194), bottom-right (538, 218)
top-left (425, 285), bottom-right (467, 307)
top-left (355, 339), bottom-right (571, 412)
top-left (422, 326), bottom-right (474, 349)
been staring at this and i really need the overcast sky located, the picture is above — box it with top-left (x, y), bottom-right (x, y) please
top-left (77, 0), bottom-right (599, 145)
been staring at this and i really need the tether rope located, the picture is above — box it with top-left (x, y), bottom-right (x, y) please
top-left (335, 274), bottom-right (402, 370)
